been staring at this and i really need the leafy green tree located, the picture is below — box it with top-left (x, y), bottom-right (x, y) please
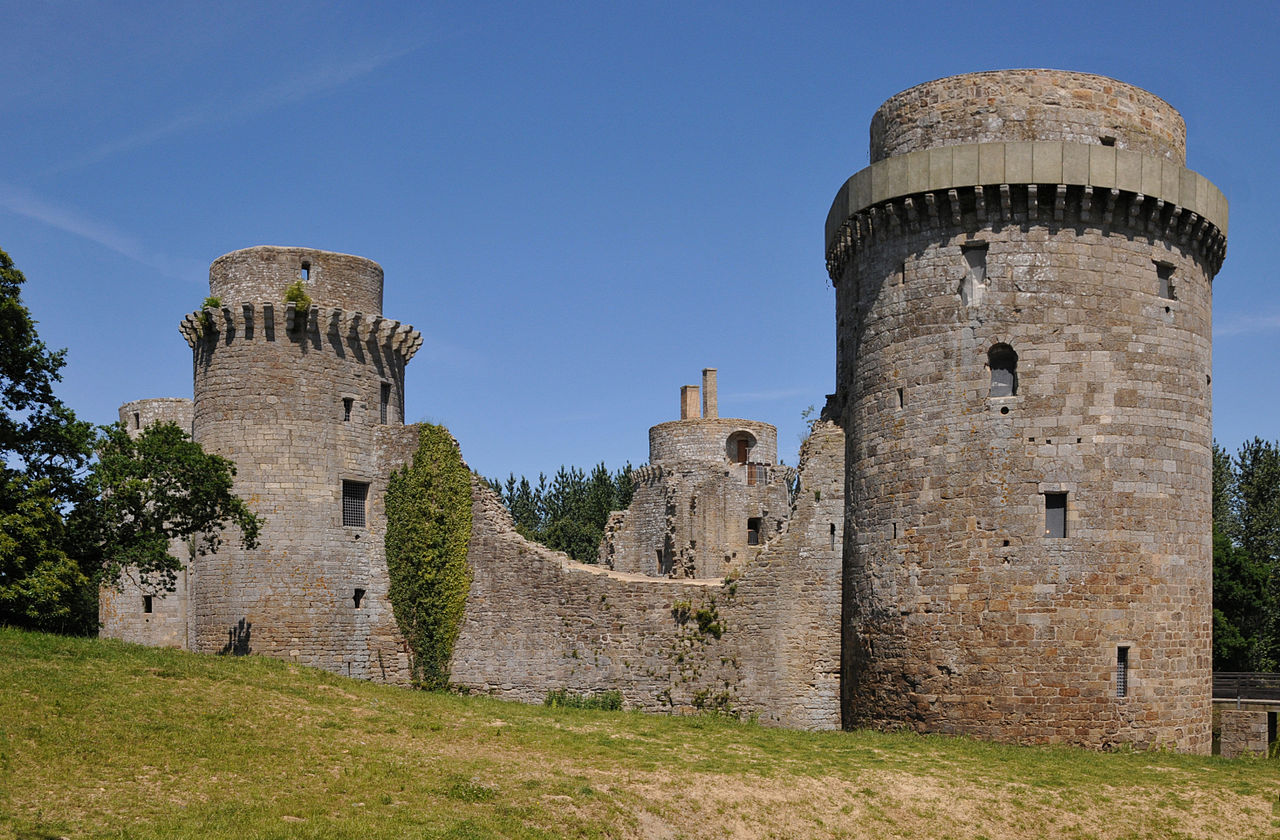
top-left (491, 461), bottom-right (637, 563)
top-left (0, 249), bottom-right (97, 632)
top-left (77, 422), bottom-right (263, 595)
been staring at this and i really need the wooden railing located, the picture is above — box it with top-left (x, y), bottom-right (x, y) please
top-left (1214, 673), bottom-right (1280, 702)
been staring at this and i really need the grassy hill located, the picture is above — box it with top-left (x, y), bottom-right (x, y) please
top-left (1, 628), bottom-right (1277, 840)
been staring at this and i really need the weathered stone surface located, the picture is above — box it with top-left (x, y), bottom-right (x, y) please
top-left (1219, 709), bottom-right (1270, 758)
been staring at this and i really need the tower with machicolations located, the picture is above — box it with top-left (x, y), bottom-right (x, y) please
top-left (825, 70), bottom-right (1226, 751)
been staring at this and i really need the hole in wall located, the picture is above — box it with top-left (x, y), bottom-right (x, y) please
top-left (1000, 406), bottom-right (1009, 415)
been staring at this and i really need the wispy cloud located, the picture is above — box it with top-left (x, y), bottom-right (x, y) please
top-left (45, 42), bottom-right (421, 175)
top-left (0, 182), bottom-right (199, 280)
top-left (1216, 313), bottom-right (1280, 337)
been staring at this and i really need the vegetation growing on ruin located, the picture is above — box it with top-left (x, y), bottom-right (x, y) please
top-left (5, 627), bottom-right (1280, 840)
top-left (283, 279), bottom-right (311, 310)
top-left (488, 463), bottom-right (634, 562)
top-left (386, 424), bottom-right (473, 689)
top-left (543, 688), bottom-right (623, 710)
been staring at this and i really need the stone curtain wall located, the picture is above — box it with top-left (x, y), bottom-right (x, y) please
top-left (1219, 710), bottom-right (1270, 758)
top-left (831, 71), bottom-right (1221, 752)
top-left (449, 421), bottom-right (845, 730)
top-left (869, 69), bottom-right (1186, 165)
top-left (98, 398), bottom-right (196, 648)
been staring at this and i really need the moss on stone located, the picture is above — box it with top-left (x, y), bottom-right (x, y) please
top-left (385, 424), bottom-right (473, 689)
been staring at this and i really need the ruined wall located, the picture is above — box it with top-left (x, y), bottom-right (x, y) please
top-left (99, 398), bottom-right (195, 648)
top-left (180, 247), bottom-right (421, 680)
top-left (829, 70), bottom-right (1224, 752)
top-left (649, 418), bottom-right (777, 465)
top-left (450, 421), bottom-right (845, 729)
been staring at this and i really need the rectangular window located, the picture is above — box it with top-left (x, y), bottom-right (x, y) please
top-left (353, 588), bottom-right (366, 609)
top-left (342, 481), bottom-right (369, 527)
top-left (1044, 492), bottom-right (1067, 538)
top-left (343, 397), bottom-right (353, 422)
top-left (1155, 261), bottom-right (1176, 300)
top-left (1116, 646), bottom-right (1130, 698)
top-left (747, 517), bottom-right (762, 546)
top-left (830, 523), bottom-right (836, 550)
top-left (143, 595), bottom-right (153, 614)
top-left (300, 261), bottom-right (311, 281)
top-left (897, 387), bottom-right (904, 409)
top-left (380, 383), bottom-right (390, 424)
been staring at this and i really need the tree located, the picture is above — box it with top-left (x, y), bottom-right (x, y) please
top-left (491, 461), bottom-right (637, 563)
top-left (0, 248), bottom-right (97, 632)
top-left (77, 422), bottom-right (263, 595)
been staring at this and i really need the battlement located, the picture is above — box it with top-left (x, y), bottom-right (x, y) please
top-left (178, 302), bottom-right (423, 363)
top-left (870, 70), bottom-right (1186, 164)
top-left (209, 246), bottom-right (384, 316)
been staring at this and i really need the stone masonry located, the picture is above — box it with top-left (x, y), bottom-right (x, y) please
top-left (103, 69), bottom-right (1228, 752)
top-left (827, 69), bottom-right (1225, 752)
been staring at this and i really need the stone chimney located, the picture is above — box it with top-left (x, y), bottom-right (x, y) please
top-left (680, 385), bottom-right (701, 419)
top-left (702, 368), bottom-right (718, 419)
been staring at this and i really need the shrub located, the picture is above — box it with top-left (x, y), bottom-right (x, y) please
top-left (283, 280), bottom-right (311, 310)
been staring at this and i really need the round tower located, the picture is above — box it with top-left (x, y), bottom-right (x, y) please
top-left (826, 70), bottom-right (1226, 751)
top-left (179, 246), bottom-right (422, 675)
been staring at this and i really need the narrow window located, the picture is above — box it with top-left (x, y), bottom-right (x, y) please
top-left (143, 595), bottom-right (153, 614)
top-left (1044, 492), bottom-right (1067, 538)
top-left (1100, 135), bottom-right (1117, 147)
top-left (353, 588), bottom-right (366, 609)
top-left (989, 344), bottom-right (1018, 397)
top-left (1155, 261), bottom-right (1176, 300)
top-left (133, 412), bottom-right (140, 429)
top-left (747, 517), bottom-right (762, 546)
top-left (1116, 646), bottom-right (1129, 697)
top-left (342, 481), bottom-right (369, 527)
top-left (960, 242), bottom-right (988, 307)
top-left (829, 523), bottom-right (836, 550)
top-left (300, 261), bottom-right (311, 281)
top-left (897, 387), bottom-right (904, 409)
top-left (892, 522), bottom-right (898, 539)
top-left (342, 397), bottom-right (353, 422)
top-left (380, 383), bottom-right (390, 425)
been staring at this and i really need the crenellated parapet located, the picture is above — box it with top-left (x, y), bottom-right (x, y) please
top-left (825, 141), bottom-right (1228, 282)
top-left (178, 302), bottom-right (423, 363)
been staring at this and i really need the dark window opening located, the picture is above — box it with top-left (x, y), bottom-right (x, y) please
top-left (353, 588), bottom-right (366, 609)
top-left (342, 481), bottom-right (369, 527)
top-left (960, 242), bottom-right (988, 307)
top-left (1155, 261), bottom-right (1176, 300)
top-left (133, 412), bottom-right (140, 429)
top-left (892, 522), bottom-right (898, 539)
top-left (897, 387), bottom-right (904, 409)
top-left (988, 343), bottom-right (1018, 397)
top-left (657, 548), bottom-right (673, 576)
top-left (726, 431), bottom-right (756, 464)
top-left (1100, 135), bottom-right (1117, 147)
top-left (300, 261), bottom-right (311, 281)
top-left (380, 383), bottom-right (390, 424)
top-left (830, 523), bottom-right (836, 550)
top-left (343, 397), bottom-right (353, 422)
top-left (1044, 492), bottom-right (1067, 538)
top-left (1116, 646), bottom-right (1129, 697)
top-left (689, 498), bottom-right (696, 514)
top-left (747, 517), bottom-right (762, 546)
top-left (143, 595), bottom-right (153, 614)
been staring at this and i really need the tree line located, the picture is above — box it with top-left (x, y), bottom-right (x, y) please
top-left (487, 464), bottom-right (634, 564)
top-left (1213, 438), bottom-right (1280, 671)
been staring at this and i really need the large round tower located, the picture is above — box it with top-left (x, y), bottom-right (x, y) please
top-left (826, 71), bottom-right (1226, 751)
top-left (179, 246), bottom-right (422, 677)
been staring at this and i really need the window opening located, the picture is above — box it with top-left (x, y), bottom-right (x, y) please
top-left (960, 242), bottom-right (988, 307)
top-left (343, 397), bottom-right (353, 422)
top-left (830, 523), bottom-right (836, 550)
top-left (1116, 646), bottom-right (1129, 697)
top-left (747, 517), bottom-right (762, 546)
top-left (892, 522), bottom-right (898, 539)
top-left (143, 595), bottom-right (153, 614)
top-left (897, 387), bottom-right (904, 409)
top-left (300, 261), bottom-right (311, 281)
top-left (1155, 261), bottom-right (1176, 300)
top-left (353, 588), bottom-right (366, 609)
top-left (133, 412), bottom-right (140, 429)
top-left (342, 481), bottom-right (369, 527)
top-left (380, 383), bottom-right (390, 424)
top-left (1044, 492), bottom-right (1067, 538)
top-left (988, 344), bottom-right (1018, 397)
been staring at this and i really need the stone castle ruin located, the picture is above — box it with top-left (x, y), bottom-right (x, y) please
top-left (102, 69), bottom-right (1228, 752)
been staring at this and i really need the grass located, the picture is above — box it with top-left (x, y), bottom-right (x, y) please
top-left (2, 628), bottom-right (1279, 839)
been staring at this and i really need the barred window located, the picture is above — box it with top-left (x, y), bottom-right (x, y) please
top-left (342, 481), bottom-right (369, 527)
top-left (1116, 646), bottom-right (1130, 698)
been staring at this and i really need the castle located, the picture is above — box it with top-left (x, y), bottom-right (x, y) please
top-left (101, 69), bottom-right (1227, 752)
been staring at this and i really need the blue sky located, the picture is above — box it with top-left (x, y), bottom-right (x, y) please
top-left (2, 1), bottom-right (1276, 481)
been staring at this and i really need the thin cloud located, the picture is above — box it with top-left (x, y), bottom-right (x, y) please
top-left (0, 182), bottom-right (199, 280)
top-left (45, 42), bottom-right (421, 175)
top-left (1216, 313), bottom-right (1280, 337)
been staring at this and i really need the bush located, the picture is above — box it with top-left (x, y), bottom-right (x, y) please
top-left (283, 280), bottom-right (311, 310)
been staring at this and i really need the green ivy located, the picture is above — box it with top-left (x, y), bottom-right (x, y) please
top-left (385, 425), bottom-right (473, 689)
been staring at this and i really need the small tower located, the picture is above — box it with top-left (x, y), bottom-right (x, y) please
top-left (826, 71), bottom-right (1226, 751)
top-left (177, 246), bottom-right (422, 677)
top-left (600, 369), bottom-right (794, 578)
